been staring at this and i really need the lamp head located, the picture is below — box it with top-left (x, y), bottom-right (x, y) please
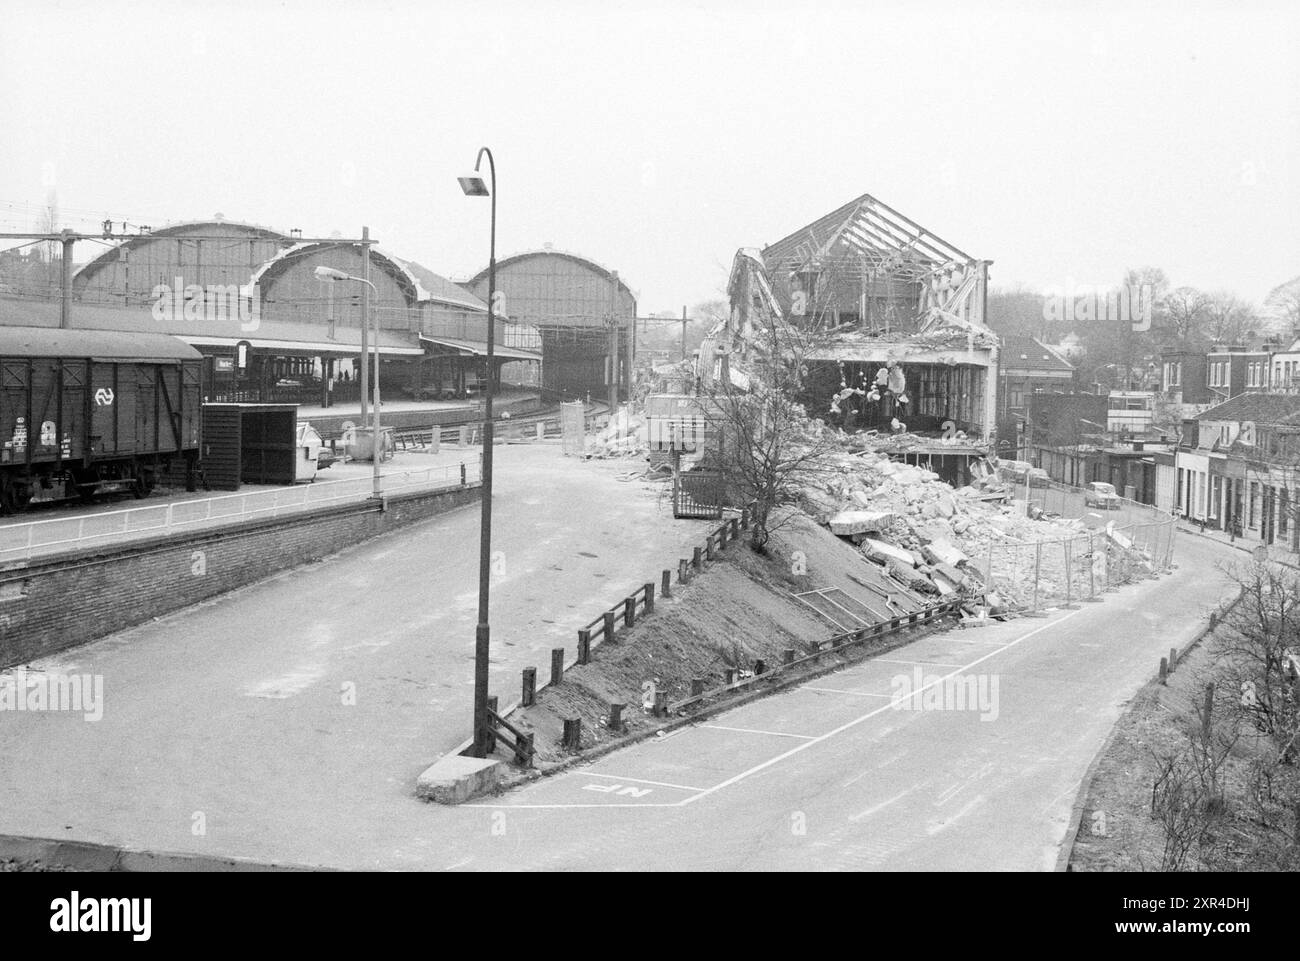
top-left (458, 171), bottom-right (490, 197)
top-left (314, 266), bottom-right (350, 282)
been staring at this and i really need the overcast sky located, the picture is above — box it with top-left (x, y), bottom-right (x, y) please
top-left (1, 0), bottom-right (1297, 313)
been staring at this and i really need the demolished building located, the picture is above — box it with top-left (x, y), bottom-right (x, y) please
top-left (724, 192), bottom-right (998, 446)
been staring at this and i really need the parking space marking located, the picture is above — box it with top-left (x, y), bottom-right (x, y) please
top-left (699, 724), bottom-right (817, 740)
top-left (580, 772), bottom-right (707, 791)
top-left (801, 686), bottom-right (892, 698)
top-left (872, 657), bottom-right (964, 668)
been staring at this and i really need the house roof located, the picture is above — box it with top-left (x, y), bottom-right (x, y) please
top-left (1195, 391), bottom-right (1300, 425)
top-left (999, 337), bottom-right (1074, 374)
top-left (761, 191), bottom-right (977, 278)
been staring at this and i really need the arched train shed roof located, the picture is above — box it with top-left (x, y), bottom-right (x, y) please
top-left (468, 248), bottom-right (637, 305)
top-left (73, 220), bottom-right (294, 284)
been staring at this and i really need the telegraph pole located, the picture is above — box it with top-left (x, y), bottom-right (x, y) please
top-left (359, 226), bottom-right (371, 429)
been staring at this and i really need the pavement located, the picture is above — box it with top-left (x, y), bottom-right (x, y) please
top-left (0, 444), bottom-right (714, 867)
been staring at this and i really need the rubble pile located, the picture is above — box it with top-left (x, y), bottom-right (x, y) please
top-left (584, 408), bottom-right (647, 458)
top-left (798, 433), bottom-right (1153, 616)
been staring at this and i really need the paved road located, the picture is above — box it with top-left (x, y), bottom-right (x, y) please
top-left (0, 445), bottom-right (713, 866)
top-left (1, 523), bottom-right (1235, 869)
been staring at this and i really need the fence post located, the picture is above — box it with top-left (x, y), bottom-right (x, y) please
top-left (1032, 541), bottom-right (1042, 611)
top-left (705, 535), bottom-right (715, 561)
top-left (551, 648), bottom-right (565, 686)
top-left (692, 547), bottom-right (702, 571)
top-left (460, 462), bottom-right (466, 486)
top-left (1159, 656), bottom-right (1168, 685)
top-left (679, 558), bottom-right (690, 583)
top-left (740, 507), bottom-right (749, 530)
top-left (485, 695), bottom-right (498, 753)
top-left (691, 678), bottom-right (705, 697)
top-left (653, 690), bottom-right (669, 718)
top-left (623, 598), bottom-right (636, 629)
top-left (608, 703), bottom-right (625, 733)
top-left (1063, 539), bottom-right (1075, 608)
top-left (521, 667), bottom-right (536, 707)
top-left (563, 718), bottom-right (582, 750)
top-left (783, 648), bottom-right (796, 666)
top-left (724, 667), bottom-right (737, 687)
top-left (516, 732), bottom-right (534, 767)
top-left (1169, 646), bottom-right (1178, 673)
top-left (662, 569), bottom-right (672, 599)
top-left (603, 610), bottom-right (617, 643)
top-left (717, 523), bottom-right (727, 548)
top-left (730, 517), bottom-right (739, 541)
top-left (578, 629), bottom-right (592, 665)
top-left (644, 582), bottom-right (655, 615)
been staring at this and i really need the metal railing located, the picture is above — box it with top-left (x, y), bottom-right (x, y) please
top-left (0, 460), bottom-right (482, 564)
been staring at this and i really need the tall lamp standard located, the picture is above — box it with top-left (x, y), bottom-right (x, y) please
top-left (314, 265), bottom-right (383, 499)
top-left (459, 147), bottom-right (497, 758)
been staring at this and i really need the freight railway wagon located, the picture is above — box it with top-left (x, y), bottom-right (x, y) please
top-left (0, 327), bottom-right (203, 514)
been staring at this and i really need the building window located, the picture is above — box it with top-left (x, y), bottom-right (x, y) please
top-left (1250, 481), bottom-right (1259, 528)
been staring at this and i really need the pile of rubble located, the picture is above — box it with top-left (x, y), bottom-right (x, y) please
top-left (799, 435), bottom-right (1149, 617)
top-left (583, 407), bottom-right (647, 458)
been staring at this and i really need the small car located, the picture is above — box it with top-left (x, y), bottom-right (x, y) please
top-left (1084, 481), bottom-right (1121, 510)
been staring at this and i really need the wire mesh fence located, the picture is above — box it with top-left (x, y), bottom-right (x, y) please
top-left (978, 516), bottom-right (1176, 613)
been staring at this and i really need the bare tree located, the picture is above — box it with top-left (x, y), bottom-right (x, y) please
top-left (1160, 286), bottom-right (1211, 346)
top-left (1203, 291), bottom-right (1259, 346)
top-left (702, 311), bottom-right (838, 553)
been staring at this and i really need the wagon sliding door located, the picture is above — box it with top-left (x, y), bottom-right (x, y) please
top-left (89, 361), bottom-right (136, 456)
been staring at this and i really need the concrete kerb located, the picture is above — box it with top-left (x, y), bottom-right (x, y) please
top-left (0, 832), bottom-right (324, 872)
top-left (1053, 587), bottom-right (1246, 872)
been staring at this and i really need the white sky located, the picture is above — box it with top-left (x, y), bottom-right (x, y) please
top-left (1, 0), bottom-right (1297, 312)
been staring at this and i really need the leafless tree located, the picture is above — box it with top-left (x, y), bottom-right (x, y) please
top-left (702, 308), bottom-right (839, 553)
top-left (1159, 286), bottom-right (1211, 346)
top-left (1203, 291), bottom-right (1259, 346)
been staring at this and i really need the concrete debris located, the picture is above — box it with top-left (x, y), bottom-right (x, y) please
top-left (797, 428), bottom-right (1152, 616)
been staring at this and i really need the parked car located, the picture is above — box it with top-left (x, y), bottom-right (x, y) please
top-left (1084, 481), bottom-right (1121, 510)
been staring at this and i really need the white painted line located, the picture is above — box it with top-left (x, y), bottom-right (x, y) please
top-left (578, 772), bottom-right (707, 792)
top-left (465, 802), bottom-right (683, 810)
top-left (802, 686), bottom-right (892, 699)
top-left (676, 608), bottom-right (1084, 807)
top-left (873, 657), bottom-right (964, 668)
top-left (700, 724), bottom-right (817, 740)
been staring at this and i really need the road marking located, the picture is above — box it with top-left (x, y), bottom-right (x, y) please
top-left (579, 772), bottom-right (706, 792)
top-left (676, 609), bottom-right (1084, 807)
top-left (699, 724), bottom-right (817, 740)
top-left (802, 686), bottom-right (892, 698)
top-left (872, 657), bottom-right (964, 668)
top-left (583, 783), bottom-right (653, 797)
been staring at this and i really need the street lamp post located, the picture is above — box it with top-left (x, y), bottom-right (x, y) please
top-left (314, 264), bottom-right (382, 499)
top-left (459, 147), bottom-right (497, 758)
